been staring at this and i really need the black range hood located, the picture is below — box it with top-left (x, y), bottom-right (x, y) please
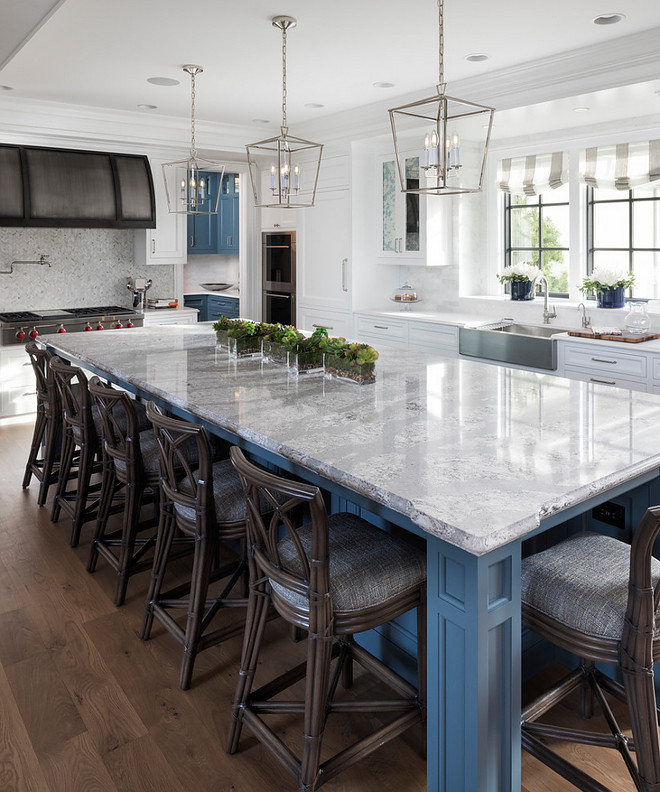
top-left (0, 144), bottom-right (156, 228)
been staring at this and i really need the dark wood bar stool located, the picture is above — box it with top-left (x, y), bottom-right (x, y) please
top-left (49, 356), bottom-right (104, 546)
top-left (140, 401), bottom-right (253, 690)
top-left (87, 377), bottom-right (160, 606)
top-left (521, 507), bottom-right (660, 792)
top-left (227, 446), bottom-right (427, 792)
top-left (22, 342), bottom-right (62, 506)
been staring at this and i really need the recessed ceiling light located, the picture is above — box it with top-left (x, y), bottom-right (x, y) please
top-left (137, 104), bottom-right (158, 110)
top-left (252, 118), bottom-right (271, 124)
top-left (573, 106), bottom-right (590, 113)
top-left (465, 53), bottom-right (489, 63)
top-left (592, 12), bottom-right (625, 25)
top-left (373, 82), bottom-right (395, 89)
top-left (147, 77), bottom-right (180, 86)
top-left (0, 85), bottom-right (14, 91)
top-left (304, 102), bottom-right (324, 109)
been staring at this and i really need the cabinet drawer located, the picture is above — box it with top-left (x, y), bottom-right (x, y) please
top-left (563, 367), bottom-right (648, 392)
top-left (208, 295), bottom-right (239, 320)
top-left (562, 343), bottom-right (647, 379)
top-left (408, 321), bottom-right (458, 352)
top-left (298, 308), bottom-right (352, 338)
top-left (651, 357), bottom-right (660, 383)
top-left (356, 316), bottom-right (407, 342)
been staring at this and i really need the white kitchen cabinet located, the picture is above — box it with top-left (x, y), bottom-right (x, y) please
top-left (0, 346), bottom-right (37, 419)
top-left (408, 320), bottom-right (458, 357)
top-left (377, 152), bottom-right (425, 263)
top-left (559, 340), bottom-right (648, 391)
top-left (298, 189), bottom-right (351, 312)
top-left (142, 307), bottom-right (199, 325)
top-left (297, 306), bottom-right (352, 338)
top-left (354, 314), bottom-right (408, 349)
top-left (134, 158), bottom-right (187, 265)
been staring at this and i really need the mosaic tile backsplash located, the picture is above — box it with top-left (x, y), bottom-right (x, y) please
top-left (0, 228), bottom-right (174, 311)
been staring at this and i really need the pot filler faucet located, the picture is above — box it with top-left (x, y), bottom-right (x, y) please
top-left (535, 275), bottom-right (557, 324)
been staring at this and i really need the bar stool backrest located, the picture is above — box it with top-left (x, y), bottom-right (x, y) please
top-left (49, 356), bottom-right (96, 446)
top-left (88, 377), bottom-right (143, 484)
top-left (229, 446), bottom-right (330, 614)
top-left (24, 341), bottom-right (55, 408)
top-left (145, 401), bottom-right (214, 535)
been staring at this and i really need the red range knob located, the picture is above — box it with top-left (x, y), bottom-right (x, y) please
top-left (85, 324), bottom-right (93, 332)
top-left (29, 327), bottom-right (39, 339)
top-left (57, 324), bottom-right (67, 334)
top-left (15, 330), bottom-right (26, 341)
top-left (126, 320), bottom-right (134, 328)
top-left (115, 321), bottom-right (124, 329)
top-left (96, 323), bottom-right (104, 331)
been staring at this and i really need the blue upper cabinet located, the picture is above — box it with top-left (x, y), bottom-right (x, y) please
top-left (187, 171), bottom-right (220, 254)
top-left (187, 172), bottom-right (239, 255)
top-left (218, 173), bottom-right (240, 254)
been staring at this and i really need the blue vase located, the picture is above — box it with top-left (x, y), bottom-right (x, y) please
top-left (510, 280), bottom-right (534, 301)
top-left (597, 285), bottom-right (626, 309)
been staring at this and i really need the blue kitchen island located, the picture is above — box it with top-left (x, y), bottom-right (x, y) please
top-left (44, 323), bottom-right (660, 792)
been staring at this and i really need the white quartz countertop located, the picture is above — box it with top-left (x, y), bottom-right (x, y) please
top-left (42, 324), bottom-right (660, 556)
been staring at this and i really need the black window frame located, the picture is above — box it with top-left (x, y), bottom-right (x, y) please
top-left (586, 185), bottom-right (660, 300)
top-left (503, 191), bottom-right (570, 298)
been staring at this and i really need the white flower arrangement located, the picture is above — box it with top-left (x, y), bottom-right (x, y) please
top-left (497, 262), bottom-right (542, 284)
top-left (580, 267), bottom-right (634, 294)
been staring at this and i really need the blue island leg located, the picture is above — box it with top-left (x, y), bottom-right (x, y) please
top-left (426, 535), bottom-right (521, 792)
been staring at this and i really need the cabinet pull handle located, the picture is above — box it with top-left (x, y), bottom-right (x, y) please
top-left (151, 239), bottom-right (156, 254)
top-left (341, 258), bottom-right (348, 292)
top-left (274, 223), bottom-right (280, 228)
top-left (190, 235), bottom-right (194, 246)
top-left (313, 324), bottom-right (333, 330)
top-left (374, 324), bottom-right (389, 330)
top-left (591, 357), bottom-right (617, 364)
top-left (590, 378), bottom-right (617, 385)
top-left (227, 236), bottom-right (231, 246)
top-left (393, 238), bottom-right (398, 254)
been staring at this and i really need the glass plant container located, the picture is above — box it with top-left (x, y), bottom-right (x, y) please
top-left (624, 299), bottom-right (651, 335)
top-left (262, 339), bottom-right (288, 363)
top-left (228, 334), bottom-right (263, 358)
top-left (324, 354), bottom-right (376, 384)
top-left (287, 350), bottom-right (324, 376)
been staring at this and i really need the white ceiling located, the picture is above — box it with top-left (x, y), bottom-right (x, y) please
top-left (2, 0), bottom-right (660, 140)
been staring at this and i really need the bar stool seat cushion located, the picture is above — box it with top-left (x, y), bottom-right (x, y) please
top-left (271, 513), bottom-right (426, 613)
top-left (522, 532), bottom-right (660, 641)
top-left (175, 458), bottom-right (248, 524)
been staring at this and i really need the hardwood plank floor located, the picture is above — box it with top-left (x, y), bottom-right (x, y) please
top-left (0, 419), bottom-right (641, 791)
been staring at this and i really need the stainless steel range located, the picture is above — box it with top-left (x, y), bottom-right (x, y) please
top-left (0, 305), bottom-right (144, 345)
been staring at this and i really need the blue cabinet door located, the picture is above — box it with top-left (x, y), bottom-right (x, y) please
top-left (183, 295), bottom-right (207, 321)
top-left (207, 295), bottom-right (239, 321)
top-left (218, 174), bottom-right (239, 254)
top-left (187, 171), bottom-right (220, 254)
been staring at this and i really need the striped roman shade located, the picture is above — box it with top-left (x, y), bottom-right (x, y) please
top-left (580, 139), bottom-right (660, 190)
top-left (498, 151), bottom-right (567, 196)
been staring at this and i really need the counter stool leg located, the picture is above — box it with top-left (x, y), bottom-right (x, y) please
top-left (51, 428), bottom-right (75, 524)
top-left (22, 409), bottom-right (47, 490)
top-left (37, 418), bottom-right (61, 507)
top-left (88, 455), bottom-right (116, 574)
top-left (179, 535), bottom-right (214, 691)
top-left (113, 480), bottom-right (144, 607)
top-left (140, 507), bottom-right (176, 641)
top-left (70, 439), bottom-right (96, 547)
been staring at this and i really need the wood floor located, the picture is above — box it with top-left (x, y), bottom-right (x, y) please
top-left (0, 419), bottom-right (640, 792)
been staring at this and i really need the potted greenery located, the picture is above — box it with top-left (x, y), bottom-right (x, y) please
top-left (323, 338), bottom-right (379, 384)
top-left (227, 320), bottom-right (272, 357)
top-left (262, 324), bottom-right (304, 363)
top-left (580, 267), bottom-right (634, 309)
top-left (286, 327), bottom-right (329, 375)
top-left (497, 262), bottom-right (542, 301)
top-left (212, 315), bottom-right (235, 348)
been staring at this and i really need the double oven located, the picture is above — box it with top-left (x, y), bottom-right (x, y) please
top-left (262, 231), bottom-right (295, 326)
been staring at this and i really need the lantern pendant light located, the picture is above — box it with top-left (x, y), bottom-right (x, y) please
top-left (162, 64), bottom-right (224, 215)
top-left (246, 16), bottom-right (323, 209)
top-left (389, 0), bottom-right (494, 196)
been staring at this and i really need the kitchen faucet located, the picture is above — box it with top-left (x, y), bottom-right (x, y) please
top-left (536, 274), bottom-right (557, 324)
top-left (577, 302), bottom-right (591, 329)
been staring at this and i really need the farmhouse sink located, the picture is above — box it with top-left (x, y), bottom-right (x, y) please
top-left (458, 321), bottom-right (570, 371)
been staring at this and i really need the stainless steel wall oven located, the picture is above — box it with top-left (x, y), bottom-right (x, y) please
top-left (262, 231), bottom-right (295, 325)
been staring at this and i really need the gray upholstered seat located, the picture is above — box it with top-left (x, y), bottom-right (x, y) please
top-left (522, 532), bottom-right (660, 641)
top-left (271, 512), bottom-right (427, 613)
top-left (174, 458), bottom-right (248, 524)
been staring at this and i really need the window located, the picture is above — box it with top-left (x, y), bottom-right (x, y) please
top-left (504, 184), bottom-right (570, 296)
top-left (586, 184), bottom-right (660, 299)
top-left (498, 151), bottom-right (569, 297)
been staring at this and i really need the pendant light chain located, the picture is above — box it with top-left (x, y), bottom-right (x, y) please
top-left (437, 0), bottom-right (445, 89)
top-left (190, 68), bottom-right (197, 160)
top-left (281, 23), bottom-right (288, 133)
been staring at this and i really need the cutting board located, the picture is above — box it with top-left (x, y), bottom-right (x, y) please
top-left (567, 329), bottom-right (660, 343)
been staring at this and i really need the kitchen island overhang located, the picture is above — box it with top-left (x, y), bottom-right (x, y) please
top-left (41, 324), bottom-right (660, 792)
